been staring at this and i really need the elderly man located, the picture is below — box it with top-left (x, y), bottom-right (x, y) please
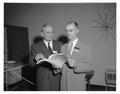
top-left (61, 21), bottom-right (94, 91)
top-left (29, 24), bottom-right (62, 91)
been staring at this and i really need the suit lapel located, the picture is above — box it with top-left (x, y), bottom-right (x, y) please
top-left (42, 40), bottom-right (48, 51)
top-left (71, 39), bottom-right (81, 57)
top-left (53, 40), bottom-right (56, 51)
top-left (63, 40), bottom-right (81, 58)
top-left (52, 40), bottom-right (58, 52)
top-left (63, 42), bottom-right (71, 58)
top-left (41, 40), bottom-right (51, 58)
top-left (74, 40), bottom-right (81, 50)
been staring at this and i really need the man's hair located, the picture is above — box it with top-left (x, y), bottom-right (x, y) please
top-left (41, 24), bottom-right (53, 32)
top-left (66, 21), bottom-right (79, 28)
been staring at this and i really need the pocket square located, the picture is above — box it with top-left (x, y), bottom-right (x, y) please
top-left (74, 47), bottom-right (80, 50)
top-left (74, 47), bottom-right (80, 52)
top-left (53, 50), bottom-right (58, 54)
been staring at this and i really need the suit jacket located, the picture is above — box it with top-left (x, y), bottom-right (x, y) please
top-left (61, 39), bottom-right (93, 91)
top-left (29, 40), bottom-right (62, 91)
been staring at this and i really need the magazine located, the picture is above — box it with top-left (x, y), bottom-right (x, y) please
top-left (36, 53), bottom-right (67, 69)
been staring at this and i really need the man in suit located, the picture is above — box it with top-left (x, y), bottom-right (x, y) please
top-left (29, 24), bottom-right (62, 91)
top-left (61, 21), bottom-right (94, 91)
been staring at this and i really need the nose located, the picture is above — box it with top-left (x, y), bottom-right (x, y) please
top-left (67, 31), bottom-right (70, 34)
top-left (67, 31), bottom-right (71, 37)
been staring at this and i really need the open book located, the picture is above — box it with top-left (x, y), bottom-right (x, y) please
top-left (36, 53), bottom-right (67, 69)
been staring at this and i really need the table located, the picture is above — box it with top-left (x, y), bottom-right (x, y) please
top-left (4, 62), bottom-right (23, 90)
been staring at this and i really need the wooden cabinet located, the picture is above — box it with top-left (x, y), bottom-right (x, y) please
top-left (4, 25), bottom-right (29, 64)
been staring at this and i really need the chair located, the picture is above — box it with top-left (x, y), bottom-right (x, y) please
top-left (105, 67), bottom-right (116, 91)
top-left (85, 70), bottom-right (94, 90)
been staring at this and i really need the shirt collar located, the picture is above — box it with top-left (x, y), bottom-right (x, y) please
top-left (73, 38), bottom-right (78, 45)
top-left (43, 39), bottom-right (52, 44)
top-left (43, 39), bottom-right (53, 49)
top-left (70, 38), bottom-right (78, 45)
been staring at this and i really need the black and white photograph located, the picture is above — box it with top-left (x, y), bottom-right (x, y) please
top-left (2, 1), bottom-right (119, 93)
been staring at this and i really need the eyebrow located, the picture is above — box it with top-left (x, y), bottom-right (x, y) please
top-left (45, 30), bottom-right (54, 33)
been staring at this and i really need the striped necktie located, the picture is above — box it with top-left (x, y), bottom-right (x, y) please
top-left (48, 42), bottom-right (53, 54)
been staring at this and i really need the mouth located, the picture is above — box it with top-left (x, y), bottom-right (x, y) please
top-left (68, 35), bottom-right (71, 38)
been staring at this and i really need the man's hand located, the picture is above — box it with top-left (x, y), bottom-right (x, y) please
top-left (52, 64), bottom-right (60, 69)
top-left (67, 59), bottom-right (77, 68)
top-left (35, 53), bottom-right (44, 61)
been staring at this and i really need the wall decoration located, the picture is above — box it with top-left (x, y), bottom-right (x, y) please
top-left (92, 13), bottom-right (116, 42)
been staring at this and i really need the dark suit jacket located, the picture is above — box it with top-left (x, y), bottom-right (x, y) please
top-left (29, 40), bottom-right (62, 91)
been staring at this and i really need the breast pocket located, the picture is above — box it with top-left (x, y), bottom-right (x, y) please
top-left (72, 49), bottom-right (83, 64)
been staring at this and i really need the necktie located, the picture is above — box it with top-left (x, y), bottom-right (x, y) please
top-left (48, 42), bottom-right (53, 54)
top-left (68, 41), bottom-right (73, 55)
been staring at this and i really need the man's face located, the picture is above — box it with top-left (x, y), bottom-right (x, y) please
top-left (41, 25), bottom-right (54, 41)
top-left (65, 23), bottom-right (78, 41)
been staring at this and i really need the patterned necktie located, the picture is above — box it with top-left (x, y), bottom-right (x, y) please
top-left (48, 42), bottom-right (53, 54)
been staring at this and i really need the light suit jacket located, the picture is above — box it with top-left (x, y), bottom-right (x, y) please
top-left (61, 39), bottom-right (93, 91)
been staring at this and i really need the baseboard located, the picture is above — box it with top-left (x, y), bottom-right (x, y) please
top-left (87, 84), bottom-right (116, 91)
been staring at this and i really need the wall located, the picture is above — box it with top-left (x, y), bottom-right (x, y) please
top-left (4, 3), bottom-right (116, 86)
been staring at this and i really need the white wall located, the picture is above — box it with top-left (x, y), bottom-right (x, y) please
top-left (4, 3), bottom-right (116, 86)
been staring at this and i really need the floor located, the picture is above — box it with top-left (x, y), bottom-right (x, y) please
top-left (5, 80), bottom-right (116, 91)
top-left (5, 65), bottom-right (116, 91)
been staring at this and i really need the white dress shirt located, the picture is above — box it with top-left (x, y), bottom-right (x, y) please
top-left (43, 40), bottom-right (53, 50)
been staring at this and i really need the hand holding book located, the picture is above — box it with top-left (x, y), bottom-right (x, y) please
top-left (67, 59), bottom-right (76, 68)
top-left (36, 53), bottom-right (67, 69)
top-left (35, 53), bottom-right (45, 62)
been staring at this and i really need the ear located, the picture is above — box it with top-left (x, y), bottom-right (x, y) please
top-left (40, 32), bottom-right (44, 37)
top-left (76, 29), bottom-right (79, 34)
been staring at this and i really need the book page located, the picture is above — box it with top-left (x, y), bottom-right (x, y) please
top-left (36, 53), bottom-right (67, 69)
top-left (48, 53), bottom-right (67, 68)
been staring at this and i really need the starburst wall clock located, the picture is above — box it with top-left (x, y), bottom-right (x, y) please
top-left (92, 13), bottom-right (116, 42)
